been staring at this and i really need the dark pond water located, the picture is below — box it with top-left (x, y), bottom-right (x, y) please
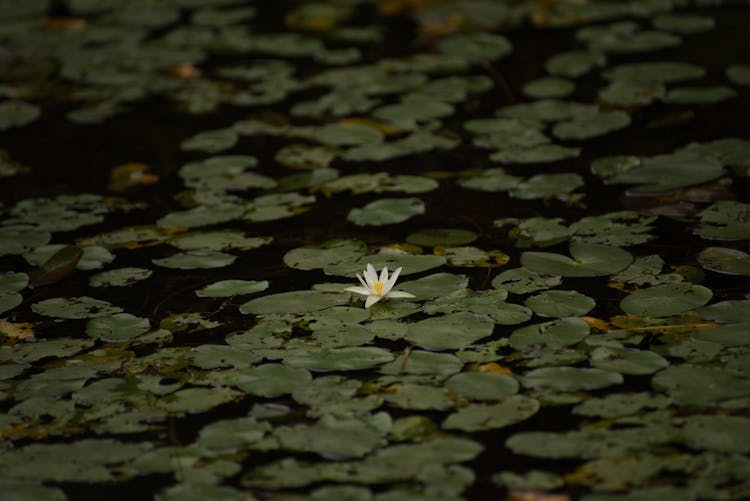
top-left (2, 1), bottom-right (750, 500)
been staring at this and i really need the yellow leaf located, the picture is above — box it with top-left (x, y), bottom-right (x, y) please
top-left (581, 316), bottom-right (612, 332)
top-left (468, 362), bottom-right (513, 376)
top-left (0, 320), bottom-right (35, 342)
top-left (108, 163), bottom-right (159, 192)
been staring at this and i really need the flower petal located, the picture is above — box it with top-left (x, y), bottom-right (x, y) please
top-left (365, 294), bottom-right (383, 308)
top-left (365, 263), bottom-right (378, 285)
top-left (356, 273), bottom-right (368, 289)
top-left (386, 290), bottom-right (416, 299)
top-left (345, 286), bottom-right (372, 296)
top-left (379, 266), bottom-right (388, 284)
top-left (386, 266), bottom-right (403, 290)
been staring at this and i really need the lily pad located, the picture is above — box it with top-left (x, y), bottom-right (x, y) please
top-left (405, 229), bottom-right (477, 247)
top-left (443, 396), bottom-right (539, 431)
top-left (31, 296), bottom-right (122, 319)
top-left (85, 313), bottom-right (151, 342)
top-left (348, 198), bottom-right (425, 226)
top-left (652, 365), bottom-right (750, 406)
top-left (521, 243), bottom-right (633, 277)
top-left (89, 267), bottom-right (152, 288)
top-left (240, 291), bottom-right (350, 315)
top-left (510, 317), bottom-right (590, 351)
top-left (445, 372), bottom-right (519, 400)
top-left (553, 110), bottom-right (631, 140)
top-left (196, 280), bottom-right (269, 298)
top-left (492, 267), bottom-right (562, 294)
top-left (521, 367), bottom-right (623, 392)
top-left (405, 312), bottom-right (495, 351)
top-left (697, 247), bottom-right (750, 275)
top-left (524, 290), bottom-right (595, 317)
top-left (152, 251), bottom-right (236, 269)
top-left (285, 347), bottom-right (394, 371)
top-left (620, 283), bottom-right (713, 317)
top-left (589, 346), bottom-right (669, 375)
top-left (283, 239), bottom-right (367, 270)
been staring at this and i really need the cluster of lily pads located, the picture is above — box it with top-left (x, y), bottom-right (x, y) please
top-left (2, 0), bottom-right (750, 500)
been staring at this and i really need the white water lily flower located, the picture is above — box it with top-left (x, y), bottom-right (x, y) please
top-left (345, 263), bottom-right (415, 308)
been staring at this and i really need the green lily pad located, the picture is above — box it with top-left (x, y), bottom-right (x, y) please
top-left (524, 290), bottom-right (595, 317)
top-left (283, 239), bottom-right (367, 270)
top-left (663, 86), bottom-right (736, 105)
top-left (0, 291), bottom-right (22, 315)
top-left (437, 32), bottom-right (512, 62)
top-left (240, 291), bottom-right (350, 315)
top-left (443, 395), bottom-right (539, 431)
top-left (599, 80), bottom-right (665, 107)
top-left (521, 367), bottom-right (623, 391)
top-left (545, 50), bottom-right (605, 78)
top-left (652, 365), bottom-right (750, 406)
top-left (315, 123), bottom-right (384, 146)
top-left (445, 372), bottom-right (519, 400)
top-left (457, 167), bottom-right (522, 192)
top-left (0, 100), bottom-right (40, 130)
top-left (573, 392), bottom-right (672, 418)
top-left (324, 254), bottom-right (446, 277)
top-left (285, 347), bottom-right (394, 371)
top-left (681, 415), bottom-right (750, 453)
top-left (178, 155), bottom-right (257, 180)
top-left (603, 61), bottom-right (705, 84)
top-left (693, 323), bottom-right (750, 346)
top-left (196, 280), bottom-right (269, 298)
top-left (620, 283), bottom-right (713, 317)
top-left (405, 312), bottom-right (495, 350)
top-left (85, 313), bottom-right (150, 342)
top-left (405, 229), bottom-right (477, 247)
top-left (396, 273), bottom-right (469, 301)
top-left (157, 204), bottom-right (245, 229)
top-left (348, 198), bottom-right (425, 226)
top-left (380, 350), bottom-right (464, 378)
top-left (652, 14), bottom-right (714, 34)
top-left (727, 65), bottom-right (750, 86)
top-left (498, 99), bottom-right (594, 122)
top-left (152, 251), bottom-right (236, 269)
top-left (694, 202), bottom-right (750, 240)
top-left (590, 346), bottom-right (669, 375)
top-left (31, 296), bottom-right (122, 319)
top-left (493, 470), bottom-right (564, 491)
top-left (0, 272), bottom-right (29, 293)
top-left (522, 77), bottom-right (575, 99)
top-left (180, 128), bottom-right (238, 153)
top-left (510, 317), bottom-right (590, 351)
top-left (697, 300), bottom-right (750, 323)
top-left (491, 267), bottom-right (562, 294)
top-left (553, 110), bottom-right (631, 140)
top-left (215, 363), bottom-right (312, 397)
top-left (491, 144), bottom-right (581, 165)
top-left (89, 267), bottom-right (153, 287)
top-left (697, 247), bottom-right (750, 275)
top-left (521, 243), bottom-right (633, 277)
top-left (510, 173), bottom-right (584, 200)
top-left (169, 231), bottom-right (271, 252)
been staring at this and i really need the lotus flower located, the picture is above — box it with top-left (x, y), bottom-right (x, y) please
top-left (345, 263), bottom-right (415, 308)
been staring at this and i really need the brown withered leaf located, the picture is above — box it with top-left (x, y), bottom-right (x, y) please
top-left (108, 163), bottom-right (159, 192)
top-left (0, 320), bottom-right (35, 341)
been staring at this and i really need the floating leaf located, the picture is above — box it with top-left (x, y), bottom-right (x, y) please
top-left (521, 367), bottom-right (623, 392)
top-left (0, 100), bottom-right (40, 130)
top-left (652, 365), bottom-right (750, 406)
top-left (284, 239), bottom-right (367, 270)
top-left (443, 396), bottom-right (539, 431)
top-left (445, 372), bottom-right (519, 400)
top-left (522, 243), bottom-right (633, 277)
top-left (697, 247), bottom-right (750, 275)
top-left (240, 291), bottom-right (350, 315)
top-left (85, 313), bottom-right (150, 342)
top-left (152, 251), bottom-right (236, 269)
top-left (285, 347), bottom-right (394, 371)
top-left (196, 280), bottom-right (269, 298)
top-left (89, 267), bottom-right (152, 287)
top-left (620, 283), bottom-right (712, 317)
top-left (589, 346), bottom-right (669, 375)
top-left (348, 198), bottom-right (425, 226)
top-left (406, 228), bottom-right (477, 247)
top-left (553, 110), bottom-right (631, 140)
top-left (524, 290), bottom-right (595, 318)
top-left (31, 296), bottom-right (122, 319)
top-left (492, 267), bottom-right (562, 295)
top-left (510, 317), bottom-right (590, 351)
top-left (405, 312), bottom-right (495, 350)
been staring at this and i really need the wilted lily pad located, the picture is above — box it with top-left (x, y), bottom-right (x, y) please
top-left (697, 247), bottom-right (750, 275)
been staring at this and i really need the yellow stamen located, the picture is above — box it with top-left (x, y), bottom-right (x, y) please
top-left (374, 281), bottom-right (384, 295)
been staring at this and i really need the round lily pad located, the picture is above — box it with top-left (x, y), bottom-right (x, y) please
top-left (283, 239), bottom-right (367, 270)
top-left (442, 395), bottom-right (539, 431)
top-left (85, 313), bottom-right (150, 342)
top-left (0, 100), bottom-right (40, 130)
top-left (324, 254), bottom-right (446, 277)
top-left (589, 346), bottom-right (669, 375)
top-left (521, 243), bottom-right (633, 277)
top-left (0, 291), bottom-right (22, 315)
top-left (693, 323), bottom-right (750, 346)
top-left (510, 317), bottom-right (590, 351)
top-left (31, 296), bottom-right (123, 319)
top-left (347, 198), bottom-right (425, 226)
top-left (196, 280), bottom-right (269, 298)
top-left (405, 312), bottom-right (495, 350)
top-left (522, 77), bottom-right (575, 99)
top-left (315, 123), bottom-right (384, 146)
top-left (405, 228), bottom-right (477, 247)
top-left (89, 267), bottom-right (152, 287)
top-left (697, 247), bottom-right (750, 275)
top-left (445, 372), bottom-right (519, 400)
top-left (152, 251), bottom-right (236, 270)
top-left (284, 346), bottom-right (394, 371)
top-left (521, 367), bottom-right (623, 391)
top-left (620, 283), bottom-right (713, 317)
top-left (437, 32), bottom-right (512, 62)
top-left (524, 290), bottom-right (595, 317)
top-left (552, 110), bottom-right (631, 140)
top-left (240, 291), bottom-right (350, 315)
top-left (652, 365), bottom-right (750, 406)
top-left (492, 267), bottom-right (562, 294)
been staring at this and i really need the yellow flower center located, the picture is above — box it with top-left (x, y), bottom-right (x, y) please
top-left (374, 281), bottom-right (384, 295)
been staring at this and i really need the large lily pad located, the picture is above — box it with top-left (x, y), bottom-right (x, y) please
top-left (620, 283), bottom-right (713, 317)
top-left (404, 312), bottom-right (495, 351)
top-left (521, 243), bottom-right (633, 277)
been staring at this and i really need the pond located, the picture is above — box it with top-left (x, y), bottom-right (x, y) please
top-left (2, 0), bottom-right (750, 500)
